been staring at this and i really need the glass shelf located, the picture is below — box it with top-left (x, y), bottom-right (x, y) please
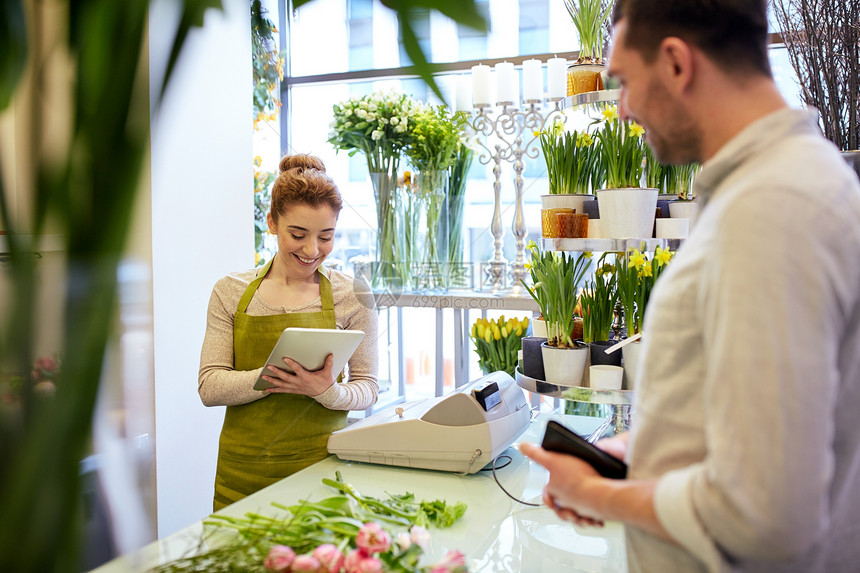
top-left (516, 368), bottom-right (634, 405)
top-left (541, 237), bottom-right (684, 252)
top-left (561, 89), bottom-right (621, 109)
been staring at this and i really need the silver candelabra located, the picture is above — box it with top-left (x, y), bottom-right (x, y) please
top-left (468, 98), bottom-right (565, 294)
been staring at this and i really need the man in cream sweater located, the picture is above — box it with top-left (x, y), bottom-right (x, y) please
top-left (521, 1), bottom-right (860, 571)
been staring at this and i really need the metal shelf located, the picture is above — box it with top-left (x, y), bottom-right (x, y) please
top-left (561, 89), bottom-right (620, 109)
top-left (541, 237), bottom-right (684, 252)
top-left (516, 368), bottom-right (634, 405)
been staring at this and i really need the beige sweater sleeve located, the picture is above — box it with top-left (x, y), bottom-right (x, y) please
top-left (198, 267), bottom-right (379, 410)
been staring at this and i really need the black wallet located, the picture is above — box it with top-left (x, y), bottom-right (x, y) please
top-left (540, 420), bottom-right (628, 479)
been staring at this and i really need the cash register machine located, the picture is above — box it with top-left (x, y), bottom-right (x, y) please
top-left (327, 371), bottom-right (531, 474)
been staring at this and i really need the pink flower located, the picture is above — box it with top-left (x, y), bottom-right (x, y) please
top-left (264, 545), bottom-right (295, 572)
top-left (429, 549), bottom-right (467, 573)
top-left (355, 522), bottom-right (391, 554)
top-left (344, 548), bottom-right (368, 572)
top-left (313, 543), bottom-right (344, 573)
top-left (409, 525), bottom-right (431, 550)
top-left (354, 555), bottom-right (383, 573)
top-left (35, 356), bottom-right (57, 373)
top-left (291, 554), bottom-right (321, 572)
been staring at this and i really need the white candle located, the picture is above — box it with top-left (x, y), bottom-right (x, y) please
top-left (495, 61), bottom-right (518, 104)
top-left (455, 75), bottom-right (472, 112)
top-left (522, 59), bottom-right (543, 102)
top-left (471, 64), bottom-right (491, 106)
top-left (547, 57), bottom-right (568, 99)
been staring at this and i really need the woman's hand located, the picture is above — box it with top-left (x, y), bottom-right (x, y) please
top-left (260, 354), bottom-right (335, 397)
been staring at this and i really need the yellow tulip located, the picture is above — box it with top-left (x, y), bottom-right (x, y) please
top-left (515, 326), bottom-right (523, 337)
top-left (483, 328), bottom-right (492, 343)
top-left (476, 323), bottom-right (485, 339)
top-left (493, 328), bottom-right (501, 341)
top-left (471, 324), bottom-right (477, 338)
top-left (501, 326), bottom-right (509, 338)
top-left (522, 316), bottom-right (530, 329)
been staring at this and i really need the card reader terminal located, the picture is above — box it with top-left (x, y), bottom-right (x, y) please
top-left (472, 381), bottom-right (501, 411)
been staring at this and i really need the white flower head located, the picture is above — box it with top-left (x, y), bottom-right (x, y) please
top-left (396, 532), bottom-right (411, 551)
top-left (390, 117), bottom-right (400, 125)
top-left (371, 130), bottom-right (383, 140)
top-left (410, 525), bottom-right (431, 550)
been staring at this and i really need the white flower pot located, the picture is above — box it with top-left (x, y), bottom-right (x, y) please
top-left (541, 342), bottom-right (588, 387)
top-left (621, 340), bottom-right (642, 390)
top-left (531, 318), bottom-right (547, 339)
top-left (596, 188), bottom-right (659, 238)
top-left (668, 199), bottom-right (699, 229)
top-left (541, 194), bottom-right (595, 214)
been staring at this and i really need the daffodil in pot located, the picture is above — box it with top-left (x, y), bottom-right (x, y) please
top-left (615, 246), bottom-right (674, 389)
top-left (564, 0), bottom-right (611, 95)
top-left (666, 162), bottom-right (701, 228)
top-left (404, 104), bottom-right (469, 291)
top-left (538, 120), bottom-right (601, 234)
top-left (580, 256), bottom-right (620, 368)
top-left (522, 241), bottom-right (591, 386)
top-left (593, 106), bottom-right (656, 238)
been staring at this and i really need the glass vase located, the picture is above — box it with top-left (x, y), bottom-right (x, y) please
top-left (416, 170), bottom-right (449, 292)
top-left (446, 190), bottom-right (467, 289)
top-left (370, 171), bottom-right (406, 290)
top-left (399, 177), bottom-right (422, 290)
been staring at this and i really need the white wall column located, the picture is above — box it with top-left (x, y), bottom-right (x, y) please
top-left (148, 0), bottom-right (253, 537)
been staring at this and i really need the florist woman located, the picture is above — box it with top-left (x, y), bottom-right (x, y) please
top-left (198, 154), bottom-right (378, 510)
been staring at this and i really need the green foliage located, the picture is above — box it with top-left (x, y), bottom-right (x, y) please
top-left (156, 472), bottom-right (469, 572)
top-left (470, 316), bottom-right (529, 376)
top-left (521, 242), bottom-right (591, 348)
top-left (404, 105), bottom-right (469, 172)
top-left (580, 255), bottom-right (617, 343)
top-left (564, 0), bottom-right (610, 62)
top-left (0, 2), bottom-right (222, 571)
top-left (593, 106), bottom-right (647, 189)
top-left (645, 144), bottom-right (699, 199)
top-left (0, 0), bottom-right (27, 109)
top-left (614, 247), bottom-right (673, 336)
top-left (447, 139), bottom-right (474, 274)
top-left (539, 121), bottom-right (601, 194)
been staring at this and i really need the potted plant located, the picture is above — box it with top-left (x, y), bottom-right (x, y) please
top-left (614, 246), bottom-right (674, 388)
top-left (593, 106), bottom-right (656, 238)
top-left (666, 162), bottom-right (700, 227)
top-left (538, 121), bottom-right (601, 230)
top-left (772, 0), bottom-right (860, 178)
top-left (564, 0), bottom-right (611, 95)
top-left (579, 255), bottom-right (620, 367)
top-left (470, 316), bottom-right (530, 377)
top-left (521, 241), bottom-right (591, 386)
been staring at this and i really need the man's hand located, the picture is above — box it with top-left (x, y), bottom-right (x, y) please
top-left (520, 441), bottom-right (608, 527)
top-left (260, 354), bottom-right (335, 398)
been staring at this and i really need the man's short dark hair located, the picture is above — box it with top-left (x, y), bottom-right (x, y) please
top-left (611, 0), bottom-right (772, 78)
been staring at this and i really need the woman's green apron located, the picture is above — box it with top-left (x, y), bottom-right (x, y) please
top-left (213, 261), bottom-right (346, 510)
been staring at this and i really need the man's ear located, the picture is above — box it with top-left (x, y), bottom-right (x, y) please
top-left (659, 37), bottom-right (695, 93)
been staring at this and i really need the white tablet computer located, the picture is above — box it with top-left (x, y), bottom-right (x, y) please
top-left (253, 327), bottom-right (366, 391)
